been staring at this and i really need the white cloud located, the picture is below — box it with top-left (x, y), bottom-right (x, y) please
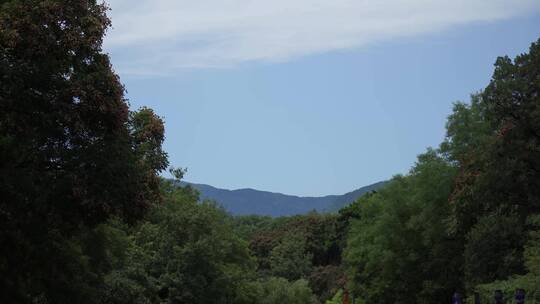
top-left (103, 0), bottom-right (540, 75)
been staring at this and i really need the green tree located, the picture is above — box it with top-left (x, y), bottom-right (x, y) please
top-left (308, 265), bottom-right (345, 303)
top-left (448, 39), bottom-right (540, 289)
top-left (472, 215), bottom-right (540, 301)
top-left (245, 212), bottom-right (345, 302)
top-left (258, 277), bottom-right (317, 304)
top-left (0, 0), bottom-right (167, 301)
top-left (463, 215), bottom-right (525, 289)
top-left (439, 94), bottom-right (492, 165)
top-left (101, 181), bottom-right (256, 304)
top-left (269, 232), bottom-right (313, 281)
top-left (345, 150), bottom-right (459, 303)
top-left (232, 215), bottom-right (275, 240)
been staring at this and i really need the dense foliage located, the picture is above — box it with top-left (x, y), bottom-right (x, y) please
top-left (1, 0), bottom-right (539, 303)
top-left (345, 151), bottom-right (459, 303)
top-left (343, 39), bottom-right (540, 302)
top-left (236, 212), bottom-right (346, 303)
top-left (0, 0), bottom-right (167, 301)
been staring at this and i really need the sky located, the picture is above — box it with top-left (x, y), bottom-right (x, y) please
top-left (104, 0), bottom-right (540, 196)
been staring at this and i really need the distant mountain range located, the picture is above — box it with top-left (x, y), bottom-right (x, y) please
top-left (179, 181), bottom-right (387, 216)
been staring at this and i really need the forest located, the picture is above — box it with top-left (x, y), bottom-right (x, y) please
top-left (1, 0), bottom-right (539, 303)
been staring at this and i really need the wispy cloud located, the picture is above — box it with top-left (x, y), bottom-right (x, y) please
top-left (104, 0), bottom-right (540, 75)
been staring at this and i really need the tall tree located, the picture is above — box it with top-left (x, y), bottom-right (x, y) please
top-left (0, 0), bottom-right (167, 301)
top-left (345, 150), bottom-right (460, 303)
top-left (101, 181), bottom-right (255, 304)
top-left (449, 39), bottom-right (540, 288)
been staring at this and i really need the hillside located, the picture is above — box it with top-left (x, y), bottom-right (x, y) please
top-left (181, 181), bottom-right (387, 216)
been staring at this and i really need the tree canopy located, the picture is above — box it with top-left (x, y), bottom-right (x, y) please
top-left (343, 39), bottom-right (540, 302)
top-left (1, 0), bottom-right (539, 303)
top-left (0, 0), bottom-right (167, 301)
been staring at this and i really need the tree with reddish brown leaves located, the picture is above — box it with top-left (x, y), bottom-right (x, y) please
top-left (447, 39), bottom-right (540, 289)
top-left (0, 0), bottom-right (168, 302)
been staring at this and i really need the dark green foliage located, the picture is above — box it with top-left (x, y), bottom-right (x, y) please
top-left (345, 150), bottom-right (459, 304)
top-left (308, 265), bottom-right (346, 302)
top-left (440, 94), bottom-right (492, 164)
top-left (95, 184), bottom-right (323, 304)
top-left (449, 39), bottom-right (540, 289)
top-left (464, 215), bottom-right (525, 289)
top-left (232, 215), bottom-right (276, 240)
top-left (343, 39), bottom-right (540, 303)
top-left (269, 232), bottom-right (313, 281)
top-left (0, 0), bottom-right (168, 302)
top-left (2, 0), bottom-right (539, 302)
top-left (243, 212), bottom-right (346, 303)
top-left (240, 277), bottom-right (318, 304)
top-left (256, 277), bottom-right (317, 304)
top-left (101, 181), bottom-right (256, 304)
top-left (129, 107), bottom-right (169, 175)
top-left (471, 215), bottom-right (540, 302)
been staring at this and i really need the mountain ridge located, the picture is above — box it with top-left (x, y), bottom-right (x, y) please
top-left (180, 181), bottom-right (387, 216)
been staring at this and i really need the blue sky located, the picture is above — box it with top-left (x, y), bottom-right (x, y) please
top-left (104, 1), bottom-right (540, 196)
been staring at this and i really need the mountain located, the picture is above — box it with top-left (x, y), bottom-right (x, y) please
top-left (326, 181), bottom-right (388, 211)
top-left (179, 181), bottom-right (387, 216)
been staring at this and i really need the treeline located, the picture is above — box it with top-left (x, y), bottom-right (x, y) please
top-left (232, 37), bottom-right (540, 303)
top-left (0, 0), bottom-right (325, 302)
top-left (340, 40), bottom-right (540, 302)
top-left (1, 0), bottom-right (540, 303)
